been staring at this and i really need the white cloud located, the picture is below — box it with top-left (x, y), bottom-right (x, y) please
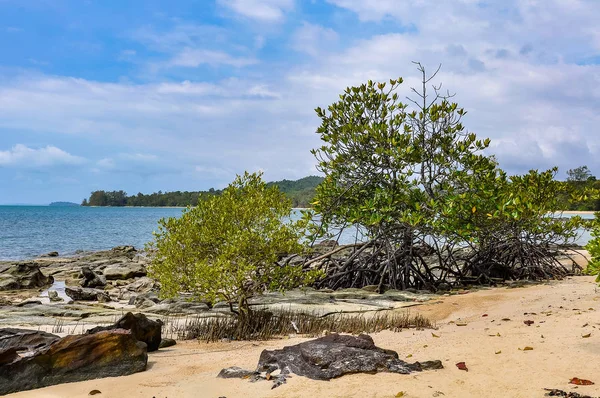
top-left (169, 48), bottom-right (258, 68)
top-left (217, 0), bottom-right (294, 22)
top-left (94, 153), bottom-right (167, 176)
top-left (0, 144), bottom-right (85, 168)
top-left (291, 22), bottom-right (338, 56)
top-left (2, 0), bottom-right (600, 186)
top-left (96, 158), bottom-right (115, 169)
top-left (195, 165), bottom-right (234, 178)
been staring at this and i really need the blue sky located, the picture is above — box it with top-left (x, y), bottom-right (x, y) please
top-left (1, 0), bottom-right (599, 204)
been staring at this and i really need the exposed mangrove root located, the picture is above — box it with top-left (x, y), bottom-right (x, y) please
top-left (305, 232), bottom-right (583, 292)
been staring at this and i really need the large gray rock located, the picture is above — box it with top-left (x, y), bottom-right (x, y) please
top-left (0, 263), bottom-right (53, 290)
top-left (219, 334), bottom-right (442, 387)
top-left (65, 286), bottom-right (111, 302)
top-left (0, 328), bottom-right (60, 351)
top-left (0, 329), bottom-right (147, 395)
top-left (103, 264), bottom-right (147, 280)
top-left (124, 276), bottom-right (157, 293)
top-left (86, 312), bottom-right (163, 352)
top-left (80, 266), bottom-right (107, 288)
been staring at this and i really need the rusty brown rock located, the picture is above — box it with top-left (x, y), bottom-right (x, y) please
top-left (0, 329), bottom-right (147, 395)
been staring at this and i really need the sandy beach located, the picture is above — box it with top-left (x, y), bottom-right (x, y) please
top-left (7, 273), bottom-right (599, 398)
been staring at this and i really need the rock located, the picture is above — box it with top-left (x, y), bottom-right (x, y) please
top-left (0, 328), bottom-right (60, 351)
top-left (0, 347), bottom-right (18, 365)
top-left (137, 299), bottom-right (156, 309)
top-left (80, 266), bottom-right (107, 288)
top-left (87, 312), bottom-right (162, 352)
top-left (48, 290), bottom-right (63, 302)
top-left (153, 300), bottom-right (210, 314)
top-left (65, 286), bottom-right (111, 302)
top-left (112, 245), bottom-right (137, 256)
top-left (416, 360), bottom-right (444, 370)
top-left (16, 299), bottom-right (43, 307)
top-left (128, 292), bottom-right (160, 308)
top-left (124, 276), bottom-right (157, 293)
top-left (159, 338), bottom-right (176, 349)
top-left (0, 263), bottom-right (54, 290)
top-left (220, 333), bottom-right (442, 386)
top-left (217, 366), bottom-right (257, 379)
top-left (544, 389), bottom-right (594, 397)
top-left (103, 264), bottom-right (147, 280)
top-left (0, 329), bottom-right (147, 395)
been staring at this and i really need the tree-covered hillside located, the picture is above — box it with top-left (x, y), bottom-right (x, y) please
top-left (81, 176), bottom-right (323, 208)
top-left (267, 176), bottom-right (324, 207)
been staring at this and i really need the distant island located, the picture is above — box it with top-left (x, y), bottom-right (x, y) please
top-left (49, 202), bottom-right (80, 207)
top-left (81, 176), bottom-right (324, 208)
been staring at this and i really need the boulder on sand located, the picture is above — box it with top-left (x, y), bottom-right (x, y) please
top-left (87, 312), bottom-right (163, 352)
top-left (0, 262), bottom-right (53, 290)
top-left (219, 333), bottom-right (443, 387)
top-left (0, 329), bottom-right (147, 395)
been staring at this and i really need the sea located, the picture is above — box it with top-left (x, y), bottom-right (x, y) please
top-left (0, 206), bottom-right (594, 261)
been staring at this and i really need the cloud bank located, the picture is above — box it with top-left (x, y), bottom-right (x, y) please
top-left (0, 0), bottom-right (599, 203)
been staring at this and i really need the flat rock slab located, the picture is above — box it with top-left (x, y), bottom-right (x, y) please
top-left (0, 329), bottom-right (147, 395)
top-left (219, 333), bottom-right (442, 388)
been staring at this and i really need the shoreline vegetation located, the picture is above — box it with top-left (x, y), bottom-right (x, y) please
top-left (80, 176), bottom-right (324, 208)
top-left (77, 169), bottom-right (600, 212)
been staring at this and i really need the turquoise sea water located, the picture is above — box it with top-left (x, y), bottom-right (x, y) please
top-left (0, 206), bottom-right (593, 260)
top-left (0, 206), bottom-right (184, 260)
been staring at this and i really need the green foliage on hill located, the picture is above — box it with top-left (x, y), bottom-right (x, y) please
top-left (267, 176), bottom-right (324, 208)
top-left (81, 176), bottom-right (323, 207)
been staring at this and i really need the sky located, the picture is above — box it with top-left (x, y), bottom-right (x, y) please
top-left (0, 0), bottom-right (599, 204)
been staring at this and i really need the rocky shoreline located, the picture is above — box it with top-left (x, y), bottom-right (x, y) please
top-left (1, 246), bottom-right (596, 397)
top-left (0, 246), bottom-right (439, 332)
top-left (0, 245), bottom-right (442, 395)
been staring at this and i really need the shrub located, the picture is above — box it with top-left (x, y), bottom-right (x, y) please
top-left (148, 171), bottom-right (320, 326)
top-left (585, 212), bottom-right (600, 282)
